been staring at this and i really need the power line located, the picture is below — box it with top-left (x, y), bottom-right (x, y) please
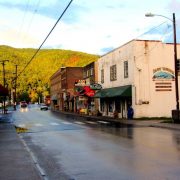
top-left (136, 21), bottom-right (169, 39)
top-left (17, 0), bottom-right (30, 44)
top-left (22, 0), bottom-right (41, 43)
top-left (17, 0), bottom-right (74, 79)
top-left (134, 24), bottom-right (171, 61)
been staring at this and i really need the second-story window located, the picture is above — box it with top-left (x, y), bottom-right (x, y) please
top-left (177, 59), bottom-right (180, 76)
top-left (83, 71), bottom-right (86, 78)
top-left (101, 69), bottom-right (104, 83)
top-left (110, 65), bottom-right (117, 81)
top-left (90, 68), bottom-right (94, 76)
top-left (124, 61), bottom-right (128, 78)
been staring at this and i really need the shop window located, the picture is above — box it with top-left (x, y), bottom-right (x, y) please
top-left (115, 100), bottom-right (121, 113)
top-left (100, 99), bottom-right (105, 111)
top-left (90, 68), bottom-right (94, 76)
top-left (177, 59), bottom-right (180, 76)
top-left (108, 101), bottom-right (113, 112)
top-left (83, 71), bottom-right (86, 78)
top-left (110, 65), bottom-right (117, 81)
top-left (101, 69), bottom-right (104, 83)
top-left (124, 61), bottom-right (128, 78)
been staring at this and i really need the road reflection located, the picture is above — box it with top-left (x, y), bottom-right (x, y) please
top-left (173, 133), bottom-right (180, 152)
top-left (13, 107), bottom-right (180, 180)
top-left (20, 107), bottom-right (28, 112)
top-left (97, 125), bottom-right (134, 139)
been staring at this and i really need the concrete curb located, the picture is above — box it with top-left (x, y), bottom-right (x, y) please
top-left (51, 110), bottom-right (180, 131)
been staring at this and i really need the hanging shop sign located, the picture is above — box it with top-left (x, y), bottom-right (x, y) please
top-left (84, 86), bottom-right (95, 97)
top-left (90, 83), bottom-right (102, 90)
top-left (77, 86), bottom-right (95, 97)
top-left (74, 80), bottom-right (87, 86)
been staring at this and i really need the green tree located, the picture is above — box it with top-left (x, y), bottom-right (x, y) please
top-left (19, 92), bottom-right (30, 103)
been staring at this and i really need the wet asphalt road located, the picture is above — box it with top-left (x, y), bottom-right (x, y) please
top-left (13, 105), bottom-right (180, 180)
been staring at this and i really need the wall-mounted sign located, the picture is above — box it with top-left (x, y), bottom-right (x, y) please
top-left (153, 67), bottom-right (174, 92)
top-left (90, 83), bottom-right (102, 90)
top-left (155, 82), bottom-right (172, 91)
top-left (153, 67), bottom-right (175, 80)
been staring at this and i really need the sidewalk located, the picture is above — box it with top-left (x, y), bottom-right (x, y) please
top-left (53, 110), bottom-right (180, 131)
top-left (0, 112), bottom-right (42, 180)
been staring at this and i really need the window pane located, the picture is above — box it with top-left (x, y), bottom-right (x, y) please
top-left (124, 61), bottom-right (128, 78)
top-left (178, 59), bottom-right (180, 75)
top-left (110, 65), bottom-right (117, 81)
top-left (101, 69), bottom-right (104, 83)
top-left (100, 99), bottom-right (104, 111)
top-left (108, 101), bottom-right (113, 112)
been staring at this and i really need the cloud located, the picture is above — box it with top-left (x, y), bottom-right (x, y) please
top-left (0, 0), bottom-right (180, 55)
top-left (168, 0), bottom-right (180, 11)
top-left (0, 0), bottom-right (77, 20)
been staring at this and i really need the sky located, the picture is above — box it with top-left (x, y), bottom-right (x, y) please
top-left (0, 0), bottom-right (180, 55)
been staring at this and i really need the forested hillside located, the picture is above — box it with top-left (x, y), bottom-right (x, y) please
top-left (0, 45), bottom-right (99, 102)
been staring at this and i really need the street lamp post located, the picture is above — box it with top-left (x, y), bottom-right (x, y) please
top-left (145, 13), bottom-right (179, 122)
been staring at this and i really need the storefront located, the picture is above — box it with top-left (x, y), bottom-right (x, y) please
top-left (51, 94), bottom-right (58, 110)
top-left (74, 83), bottom-right (95, 114)
top-left (94, 85), bottom-right (132, 118)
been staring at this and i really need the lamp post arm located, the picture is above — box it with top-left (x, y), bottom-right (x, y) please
top-left (145, 13), bottom-right (173, 22)
top-left (153, 14), bottom-right (173, 22)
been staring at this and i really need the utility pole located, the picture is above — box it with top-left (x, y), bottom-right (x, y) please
top-left (14, 65), bottom-right (18, 110)
top-left (173, 13), bottom-right (179, 112)
top-left (0, 60), bottom-right (9, 114)
top-left (145, 13), bottom-right (179, 122)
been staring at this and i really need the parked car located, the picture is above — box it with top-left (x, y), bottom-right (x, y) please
top-left (40, 103), bottom-right (48, 110)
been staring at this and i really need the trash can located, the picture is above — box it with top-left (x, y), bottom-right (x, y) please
top-left (172, 109), bottom-right (180, 123)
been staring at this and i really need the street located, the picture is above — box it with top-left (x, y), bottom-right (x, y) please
top-left (12, 104), bottom-right (180, 180)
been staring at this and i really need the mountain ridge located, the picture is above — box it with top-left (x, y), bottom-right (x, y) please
top-left (0, 45), bottom-right (99, 102)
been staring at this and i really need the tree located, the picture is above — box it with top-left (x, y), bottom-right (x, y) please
top-left (19, 91), bottom-right (30, 103)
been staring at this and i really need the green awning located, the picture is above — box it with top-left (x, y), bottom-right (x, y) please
top-left (94, 85), bottom-right (132, 98)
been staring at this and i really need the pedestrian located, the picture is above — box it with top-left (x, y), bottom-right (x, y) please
top-left (127, 105), bottom-right (134, 120)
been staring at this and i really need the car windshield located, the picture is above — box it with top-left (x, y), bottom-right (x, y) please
top-left (20, 101), bottom-right (27, 108)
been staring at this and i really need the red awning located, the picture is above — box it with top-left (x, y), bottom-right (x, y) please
top-left (83, 86), bottom-right (95, 97)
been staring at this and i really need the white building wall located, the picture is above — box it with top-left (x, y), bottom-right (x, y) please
top-left (98, 42), bottom-right (134, 89)
top-left (98, 41), bottom-right (135, 118)
top-left (133, 40), bottom-right (180, 118)
top-left (97, 39), bottom-right (180, 118)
